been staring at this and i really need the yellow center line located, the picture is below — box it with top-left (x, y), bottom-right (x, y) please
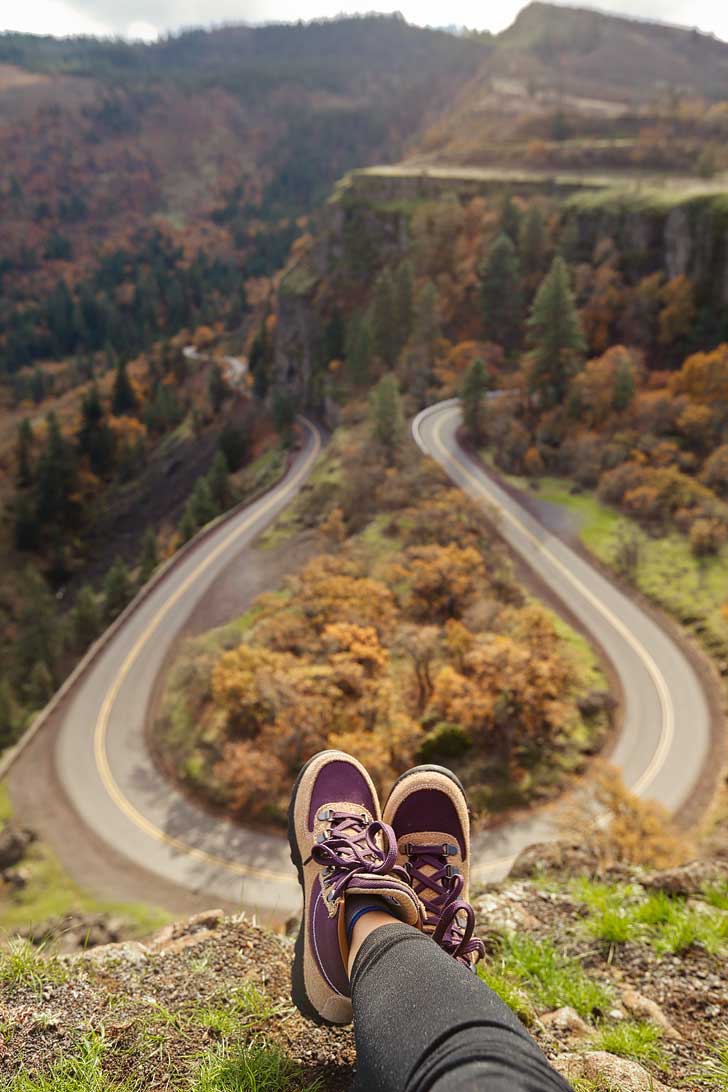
top-left (429, 404), bottom-right (674, 798)
top-left (93, 420), bottom-right (322, 887)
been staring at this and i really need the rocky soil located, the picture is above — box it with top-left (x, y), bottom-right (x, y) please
top-left (0, 846), bottom-right (727, 1090)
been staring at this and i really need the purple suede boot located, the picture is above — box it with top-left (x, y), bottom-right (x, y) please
top-left (383, 764), bottom-right (485, 969)
top-left (288, 750), bottom-right (424, 1025)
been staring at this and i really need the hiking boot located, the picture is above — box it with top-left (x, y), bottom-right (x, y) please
top-left (288, 749), bottom-right (424, 1025)
top-left (383, 763), bottom-right (485, 969)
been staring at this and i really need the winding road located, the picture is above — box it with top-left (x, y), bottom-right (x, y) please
top-left (8, 400), bottom-right (714, 918)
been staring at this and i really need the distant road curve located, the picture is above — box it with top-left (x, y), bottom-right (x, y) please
top-left (9, 400), bottom-right (713, 918)
top-left (413, 400), bottom-right (711, 882)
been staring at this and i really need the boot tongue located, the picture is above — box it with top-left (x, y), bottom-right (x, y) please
top-left (400, 838), bottom-right (460, 925)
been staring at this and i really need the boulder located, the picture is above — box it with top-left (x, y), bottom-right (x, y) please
top-left (555, 1051), bottom-right (676, 1091)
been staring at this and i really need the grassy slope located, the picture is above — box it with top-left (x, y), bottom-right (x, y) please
top-left (0, 785), bottom-right (170, 938)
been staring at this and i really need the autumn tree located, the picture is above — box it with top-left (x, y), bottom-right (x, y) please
top-left (527, 256), bottom-right (586, 409)
top-left (480, 233), bottom-right (523, 354)
top-left (462, 357), bottom-right (490, 443)
top-left (369, 374), bottom-right (403, 461)
top-left (402, 543), bottom-right (486, 623)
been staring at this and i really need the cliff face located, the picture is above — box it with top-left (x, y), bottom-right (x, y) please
top-left (567, 192), bottom-right (728, 304)
top-left (272, 172), bottom-right (728, 408)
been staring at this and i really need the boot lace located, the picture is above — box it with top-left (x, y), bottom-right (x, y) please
top-left (309, 810), bottom-right (409, 909)
top-left (403, 842), bottom-right (485, 967)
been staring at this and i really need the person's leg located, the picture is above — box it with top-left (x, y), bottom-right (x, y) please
top-left (350, 920), bottom-right (573, 1092)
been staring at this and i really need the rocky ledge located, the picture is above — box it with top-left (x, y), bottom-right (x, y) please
top-left (0, 848), bottom-right (726, 1090)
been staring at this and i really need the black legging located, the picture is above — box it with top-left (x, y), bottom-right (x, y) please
top-left (350, 923), bottom-right (574, 1092)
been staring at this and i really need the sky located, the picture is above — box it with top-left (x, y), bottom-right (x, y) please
top-left (2, 0), bottom-right (728, 47)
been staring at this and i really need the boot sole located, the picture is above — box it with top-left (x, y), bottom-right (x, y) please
top-left (287, 749), bottom-right (348, 1027)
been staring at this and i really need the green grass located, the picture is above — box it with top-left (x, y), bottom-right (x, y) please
top-left (193, 1041), bottom-right (321, 1092)
top-left (6, 1032), bottom-right (131, 1091)
top-left (696, 1039), bottom-right (728, 1090)
top-left (511, 470), bottom-right (728, 663)
top-left (589, 1021), bottom-right (668, 1070)
top-left (572, 877), bottom-right (728, 955)
top-left (192, 983), bottom-right (280, 1038)
top-left (479, 933), bottom-right (612, 1020)
top-left (0, 789), bottom-right (171, 939)
top-left (0, 938), bottom-right (67, 994)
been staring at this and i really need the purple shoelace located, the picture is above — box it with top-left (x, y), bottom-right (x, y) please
top-left (402, 842), bottom-right (485, 967)
top-left (310, 809), bottom-right (409, 909)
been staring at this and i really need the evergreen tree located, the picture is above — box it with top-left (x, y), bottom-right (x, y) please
top-left (323, 307), bottom-right (345, 363)
top-left (207, 451), bottom-right (232, 510)
top-left (369, 375), bottom-right (403, 461)
top-left (412, 281), bottom-right (440, 349)
top-left (189, 478), bottom-right (218, 527)
top-left (370, 268), bottom-right (398, 366)
top-left (345, 312), bottom-right (373, 385)
top-left (272, 391), bottom-right (295, 445)
top-left (480, 233), bottom-right (523, 354)
top-left (14, 494), bottom-right (39, 551)
top-left (208, 362), bottom-right (229, 414)
top-left (346, 313), bottom-right (373, 384)
top-left (26, 661), bottom-right (53, 708)
top-left (31, 367), bottom-right (46, 404)
top-left (527, 256), bottom-right (586, 409)
top-left (111, 359), bottom-right (137, 415)
top-left (613, 357), bottom-right (636, 412)
top-left (139, 527), bottom-right (159, 584)
top-left (395, 260), bottom-right (414, 348)
top-left (500, 194), bottom-right (522, 242)
top-left (462, 358), bottom-right (490, 443)
top-left (104, 556), bottom-right (132, 621)
top-left (0, 678), bottom-right (18, 750)
top-left (78, 383), bottom-right (115, 475)
top-left (35, 412), bottom-right (78, 527)
top-left (16, 419), bottom-right (33, 489)
top-left (179, 506), bottom-right (197, 543)
top-left (15, 569), bottom-right (63, 683)
top-left (519, 206), bottom-right (547, 284)
top-left (72, 584), bottom-right (102, 650)
top-left (219, 421), bottom-right (249, 471)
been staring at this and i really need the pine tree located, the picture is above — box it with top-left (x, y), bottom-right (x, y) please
top-left (369, 375), bottom-right (403, 461)
top-left (500, 194), bottom-right (522, 242)
top-left (35, 412), bottom-right (78, 527)
top-left (370, 268), bottom-right (398, 366)
top-left (111, 359), bottom-right (137, 416)
top-left (272, 391), bottom-right (295, 445)
top-left (139, 527), bottom-right (159, 584)
top-left (462, 358), bottom-right (490, 443)
top-left (519, 206), bottom-right (547, 284)
top-left (104, 556), bottom-right (132, 621)
top-left (613, 356), bottom-right (636, 412)
top-left (0, 677), bottom-right (18, 750)
top-left (208, 362), bottom-right (229, 414)
top-left (72, 585), bottom-right (102, 650)
top-left (15, 569), bottom-right (63, 681)
top-left (16, 419), bottom-right (33, 489)
top-left (14, 494), bottom-right (39, 551)
top-left (78, 383), bottom-right (115, 475)
top-left (208, 451), bottom-right (232, 510)
top-left (480, 234), bottom-right (523, 354)
top-left (179, 506), bottom-right (197, 543)
top-left (395, 260), bottom-right (414, 349)
top-left (190, 478), bottom-right (218, 527)
top-left (412, 282), bottom-right (440, 350)
top-left (26, 661), bottom-right (53, 708)
top-left (219, 421), bottom-right (249, 471)
top-left (345, 312), bottom-right (373, 385)
top-left (527, 256), bottom-right (586, 409)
